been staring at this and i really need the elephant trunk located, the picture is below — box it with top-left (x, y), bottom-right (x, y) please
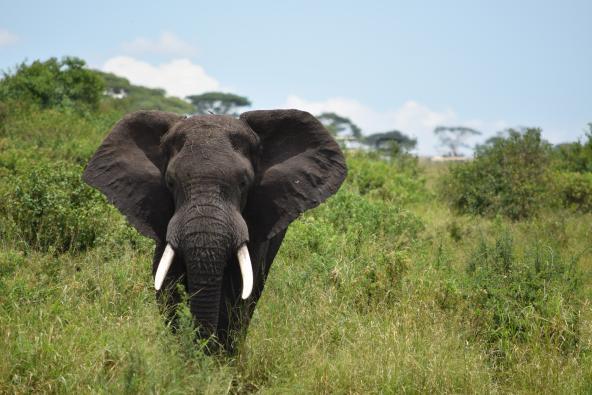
top-left (186, 273), bottom-right (223, 339)
top-left (181, 233), bottom-right (230, 339)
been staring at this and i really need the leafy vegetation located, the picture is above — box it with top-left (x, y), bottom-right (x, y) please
top-left (0, 57), bottom-right (104, 111)
top-left (434, 125), bottom-right (481, 157)
top-left (441, 128), bottom-right (553, 219)
top-left (0, 58), bottom-right (591, 393)
top-left (363, 130), bottom-right (417, 151)
top-left (99, 71), bottom-right (194, 114)
top-left (553, 171), bottom-right (592, 213)
top-left (186, 91), bottom-right (251, 115)
top-left (318, 112), bottom-right (362, 138)
top-left (552, 125), bottom-right (592, 173)
top-left (0, 157), bottom-right (109, 252)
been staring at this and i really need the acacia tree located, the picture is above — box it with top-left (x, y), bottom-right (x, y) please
top-left (317, 112), bottom-right (362, 138)
top-left (186, 92), bottom-right (251, 115)
top-left (365, 130), bottom-right (417, 151)
top-left (434, 126), bottom-right (481, 156)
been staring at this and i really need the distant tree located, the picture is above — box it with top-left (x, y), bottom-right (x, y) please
top-left (0, 57), bottom-right (104, 110)
top-left (364, 130), bottom-right (417, 151)
top-left (97, 71), bottom-right (194, 114)
top-left (443, 128), bottom-right (551, 219)
top-left (317, 112), bottom-right (362, 138)
top-left (186, 92), bottom-right (251, 115)
top-left (434, 126), bottom-right (482, 156)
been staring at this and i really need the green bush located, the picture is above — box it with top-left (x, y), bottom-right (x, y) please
top-left (283, 188), bottom-right (424, 310)
top-left (463, 232), bottom-right (583, 360)
top-left (0, 57), bottom-right (104, 111)
top-left (552, 125), bottom-right (592, 173)
top-left (442, 128), bottom-right (552, 219)
top-left (347, 152), bottom-right (429, 205)
top-left (0, 157), bottom-right (111, 252)
top-left (553, 171), bottom-right (592, 212)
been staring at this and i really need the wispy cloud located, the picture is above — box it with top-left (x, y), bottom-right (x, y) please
top-left (121, 32), bottom-right (197, 57)
top-left (102, 56), bottom-right (219, 98)
top-left (0, 29), bottom-right (19, 47)
top-left (283, 95), bottom-right (506, 155)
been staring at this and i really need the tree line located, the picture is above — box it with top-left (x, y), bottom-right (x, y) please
top-left (0, 56), bottom-right (521, 156)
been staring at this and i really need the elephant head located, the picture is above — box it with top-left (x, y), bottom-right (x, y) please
top-left (83, 109), bottom-right (346, 351)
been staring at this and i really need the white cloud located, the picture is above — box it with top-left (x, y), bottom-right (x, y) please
top-left (0, 29), bottom-right (19, 47)
top-left (283, 95), bottom-right (506, 155)
top-left (121, 32), bottom-right (197, 56)
top-left (102, 56), bottom-right (219, 98)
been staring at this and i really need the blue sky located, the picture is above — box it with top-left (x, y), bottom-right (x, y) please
top-left (1, 0), bottom-right (590, 155)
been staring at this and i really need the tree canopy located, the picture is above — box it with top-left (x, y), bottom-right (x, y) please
top-left (434, 126), bottom-right (481, 156)
top-left (0, 57), bottom-right (104, 110)
top-left (98, 71), bottom-right (194, 114)
top-left (317, 112), bottom-right (362, 138)
top-left (364, 130), bottom-right (417, 151)
top-left (186, 92), bottom-right (251, 115)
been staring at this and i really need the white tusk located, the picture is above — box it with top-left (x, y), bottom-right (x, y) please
top-left (237, 244), bottom-right (253, 299)
top-left (154, 244), bottom-right (175, 291)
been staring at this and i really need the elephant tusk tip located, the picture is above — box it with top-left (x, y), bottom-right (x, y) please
top-left (241, 286), bottom-right (252, 300)
top-left (154, 244), bottom-right (175, 292)
top-left (237, 244), bottom-right (253, 300)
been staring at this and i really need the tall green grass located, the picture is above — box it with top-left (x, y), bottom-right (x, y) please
top-left (1, 105), bottom-right (591, 393)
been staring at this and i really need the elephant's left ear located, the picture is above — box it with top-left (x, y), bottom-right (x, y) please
top-left (240, 109), bottom-right (347, 241)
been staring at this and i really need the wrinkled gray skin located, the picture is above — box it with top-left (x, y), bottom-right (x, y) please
top-left (83, 109), bottom-right (346, 353)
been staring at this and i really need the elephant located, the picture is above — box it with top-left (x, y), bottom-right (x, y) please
top-left (83, 109), bottom-right (347, 353)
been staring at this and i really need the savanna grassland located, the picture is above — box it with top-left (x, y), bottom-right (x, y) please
top-left (1, 59), bottom-right (591, 394)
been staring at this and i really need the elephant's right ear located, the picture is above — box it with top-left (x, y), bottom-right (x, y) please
top-left (83, 111), bottom-right (182, 241)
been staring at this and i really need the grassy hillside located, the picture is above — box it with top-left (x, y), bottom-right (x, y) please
top-left (0, 63), bottom-right (591, 393)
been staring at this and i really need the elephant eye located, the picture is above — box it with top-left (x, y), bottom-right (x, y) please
top-left (166, 175), bottom-right (175, 190)
top-left (239, 174), bottom-right (252, 192)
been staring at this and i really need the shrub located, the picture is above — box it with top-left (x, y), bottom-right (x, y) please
top-left (346, 152), bottom-right (429, 205)
top-left (318, 188), bottom-right (424, 243)
top-left (552, 125), bottom-right (592, 173)
top-left (463, 232), bottom-right (583, 360)
top-left (0, 57), bottom-right (104, 111)
top-left (553, 171), bottom-right (592, 212)
top-left (442, 128), bottom-right (552, 219)
top-left (283, 188), bottom-right (424, 310)
top-left (0, 157), bottom-right (111, 252)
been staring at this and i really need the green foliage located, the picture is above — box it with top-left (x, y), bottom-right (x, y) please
top-left (364, 130), bottom-right (417, 151)
top-left (442, 128), bottom-right (552, 219)
top-left (0, 157), bottom-right (111, 252)
top-left (0, 103), bottom-right (120, 164)
top-left (553, 171), bottom-right (592, 213)
top-left (98, 71), bottom-right (194, 114)
top-left (434, 125), bottom-right (481, 156)
top-left (347, 152), bottom-right (429, 205)
top-left (1, 57), bottom-right (591, 393)
top-left (464, 232), bottom-right (583, 361)
top-left (0, 57), bottom-right (104, 111)
top-left (186, 91), bottom-right (251, 115)
top-left (317, 189), bottom-right (423, 307)
top-left (552, 125), bottom-right (592, 173)
top-left (317, 112), bottom-right (362, 138)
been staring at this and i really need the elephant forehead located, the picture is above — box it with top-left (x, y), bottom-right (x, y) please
top-left (178, 115), bottom-right (247, 134)
top-left (170, 116), bottom-right (257, 149)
